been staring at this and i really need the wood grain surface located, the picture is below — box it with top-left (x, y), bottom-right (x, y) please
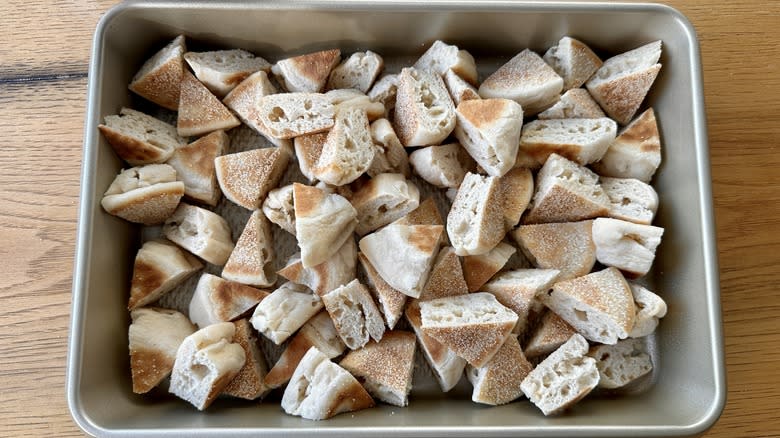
top-left (0, 1), bottom-right (778, 436)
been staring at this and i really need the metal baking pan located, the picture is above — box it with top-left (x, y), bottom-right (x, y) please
top-left (67, 1), bottom-right (725, 436)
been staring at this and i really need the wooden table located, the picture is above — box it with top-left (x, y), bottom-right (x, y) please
top-left (1, 1), bottom-right (778, 436)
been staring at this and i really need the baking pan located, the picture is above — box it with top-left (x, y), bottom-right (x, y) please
top-left (67, 1), bottom-right (725, 436)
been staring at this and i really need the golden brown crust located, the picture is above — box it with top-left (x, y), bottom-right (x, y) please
top-left (456, 99), bottom-right (507, 129)
top-left (179, 131), bottom-right (228, 183)
top-left (523, 184), bottom-right (609, 224)
top-left (294, 132), bottom-right (328, 178)
top-left (462, 252), bottom-right (507, 293)
top-left (222, 319), bottom-right (269, 400)
top-left (422, 320), bottom-right (515, 368)
top-left (418, 246), bottom-right (468, 301)
top-left (102, 182), bottom-right (184, 225)
top-left (98, 125), bottom-right (172, 164)
top-left (291, 183), bottom-right (325, 218)
top-left (498, 167), bottom-right (533, 230)
top-left (325, 380), bottom-right (375, 419)
top-left (128, 54), bottom-right (183, 111)
top-left (618, 108), bottom-right (660, 153)
top-left (408, 224), bottom-right (443, 254)
top-left (512, 221), bottom-right (595, 281)
top-left (358, 253), bottom-right (408, 328)
top-left (395, 197), bottom-right (443, 226)
top-left (264, 330), bottom-right (316, 389)
top-left (216, 147), bottom-right (289, 210)
top-left (404, 302), bottom-right (450, 364)
top-left (524, 311), bottom-right (578, 358)
top-left (128, 258), bottom-right (165, 309)
top-left (591, 65), bottom-right (661, 125)
top-left (177, 70), bottom-right (240, 136)
top-left (289, 49), bottom-right (341, 91)
top-left (212, 281), bottom-right (270, 321)
top-left (470, 336), bottom-right (532, 405)
top-left (130, 349), bottom-right (174, 394)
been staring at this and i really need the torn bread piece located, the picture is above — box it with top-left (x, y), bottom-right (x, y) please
top-left (339, 331), bottom-right (416, 407)
top-left (462, 241), bottom-right (516, 292)
top-left (293, 183), bottom-right (358, 268)
top-left (222, 318), bottom-right (271, 400)
top-left (101, 164), bottom-right (184, 225)
top-left (254, 92), bottom-right (335, 139)
top-left (591, 108), bottom-right (662, 183)
top-left (169, 322), bottom-right (246, 410)
top-left (222, 210), bottom-right (276, 287)
top-left (358, 253), bottom-right (408, 330)
top-left (454, 98), bottom-right (524, 177)
top-left (628, 283), bottom-right (667, 338)
top-left (326, 50), bottom-right (384, 92)
top-left (444, 68), bottom-right (480, 105)
top-left (543, 36), bottom-right (603, 90)
top-left (264, 311), bottom-right (346, 389)
top-left (250, 282), bottom-right (323, 345)
top-left (405, 301), bottom-right (466, 391)
top-left (294, 132), bottom-right (328, 182)
top-left (539, 267), bottom-right (635, 344)
top-left (128, 35), bottom-right (185, 110)
top-left (600, 176), bottom-right (659, 225)
top-left (129, 308), bottom-right (196, 394)
top-left (413, 40), bottom-right (478, 85)
top-left (592, 217), bottom-right (664, 278)
top-left (163, 203), bottom-right (234, 266)
top-left (189, 273), bottom-right (269, 328)
top-left (520, 333), bottom-right (599, 415)
top-left (586, 40), bottom-right (662, 125)
top-left (467, 335), bottom-right (533, 405)
top-left (537, 88), bottom-right (606, 120)
top-left (262, 184), bottom-right (296, 234)
top-left (313, 107), bottom-right (376, 186)
top-left (223, 70), bottom-right (290, 149)
top-left (98, 108), bottom-right (185, 165)
top-left (128, 239), bottom-right (203, 310)
top-left (518, 117), bottom-right (618, 166)
top-left (498, 167), bottom-right (534, 231)
top-left (393, 67), bottom-right (456, 147)
top-left (420, 292), bottom-right (518, 368)
top-left (589, 337), bottom-right (653, 389)
top-left (177, 69), bottom-right (240, 137)
top-left (482, 268), bottom-right (559, 335)
top-left (478, 49), bottom-right (563, 115)
top-left (326, 89), bottom-right (386, 121)
top-left (409, 142), bottom-right (475, 189)
top-left (418, 246), bottom-right (469, 301)
top-left (524, 310), bottom-right (578, 358)
top-left (512, 220), bottom-right (596, 281)
top-left (277, 237), bottom-right (357, 297)
top-left (184, 49), bottom-right (271, 97)
top-left (447, 172), bottom-right (505, 256)
top-left (359, 224), bottom-right (443, 298)
top-left (215, 146), bottom-right (289, 210)
top-left (272, 49), bottom-right (341, 93)
top-left (322, 279), bottom-right (386, 350)
top-left (367, 73), bottom-right (398, 113)
top-left (351, 173), bottom-right (420, 235)
top-left (281, 346), bottom-right (374, 420)
top-left (522, 154), bottom-right (609, 224)
top-left (166, 130), bottom-right (226, 206)
top-left (368, 118), bottom-right (411, 177)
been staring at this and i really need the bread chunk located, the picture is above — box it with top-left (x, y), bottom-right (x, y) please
top-left (447, 172), bottom-right (504, 256)
top-left (321, 279), bottom-right (386, 350)
top-left (163, 203), bottom-right (235, 266)
top-left (454, 98), bottom-right (524, 177)
top-left (591, 108), bottom-right (662, 182)
top-left (512, 220), bottom-right (596, 281)
top-left (277, 237), bottom-right (357, 296)
top-left (250, 282), bottom-right (323, 345)
top-left (589, 337), bottom-right (653, 389)
top-left (101, 163), bottom-right (184, 225)
top-left (543, 36), bottom-right (602, 90)
top-left (128, 35), bottom-right (185, 110)
top-left (98, 108), bottom-right (184, 165)
top-left (272, 49), bottom-right (341, 93)
top-left (128, 239), bottom-right (203, 310)
top-left (467, 336), bottom-right (532, 405)
top-left (189, 273), bottom-right (269, 328)
top-left (215, 146), bottom-right (289, 210)
top-left (592, 217), bottom-right (664, 277)
top-left (482, 268), bottom-right (559, 335)
top-left (326, 50), bottom-right (384, 92)
top-left (393, 67), bottom-right (456, 146)
top-left (184, 49), bottom-right (271, 97)
top-left (177, 69), bottom-right (240, 137)
top-left (166, 130), bottom-right (226, 206)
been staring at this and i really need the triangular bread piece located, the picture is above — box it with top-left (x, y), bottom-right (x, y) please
top-left (368, 118), bottom-right (411, 177)
top-left (166, 130), bottom-right (226, 206)
top-left (351, 173), bottom-right (420, 235)
top-left (454, 98), bottom-right (524, 177)
top-left (129, 308), bottom-right (195, 394)
top-left (277, 237), bottom-right (357, 296)
top-left (628, 283), bottom-right (667, 338)
top-left (518, 117), bottom-right (617, 166)
top-left (600, 176), bottom-right (658, 225)
top-left (294, 132), bottom-right (328, 182)
top-left (393, 197), bottom-right (445, 227)
top-left (592, 217), bottom-right (664, 278)
top-left (188, 273), bottom-right (270, 329)
top-left (537, 88), bottom-right (606, 120)
top-left (215, 147), bottom-right (289, 210)
top-left (222, 318), bottom-right (271, 400)
top-left (293, 183), bottom-right (358, 268)
top-left (313, 107), bottom-right (376, 186)
top-left (444, 68), bottom-right (480, 105)
top-left (358, 252), bottom-right (408, 329)
top-left (184, 49), bottom-right (271, 97)
top-left (255, 92), bottom-right (336, 139)
top-left (417, 246), bottom-right (468, 301)
top-left (393, 67), bottom-right (456, 147)
top-left (413, 40), bottom-right (478, 85)
top-left (358, 224), bottom-right (443, 298)
top-left (340, 331), bottom-right (416, 407)
top-left (272, 49), bottom-right (341, 93)
top-left (98, 108), bottom-right (185, 165)
top-left (128, 35), bottom-right (185, 110)
top-left (223, 70), bottom-right (290, 149)
top-left (543, 36), bottom-right (603, 90)
top-left (128, 239), bottom-right (203, 310)
top-left (101, 164), bottom-right (184, 225)
top-left (177, 70), bottom-right (240, 137)
top-left (250, 282), bottom-right (323, 345)
top-left (327, 50), bottom-right (384, 93)
top-left (420, 292), bottom-right (518, 367)
top-left (466, 335), bottom-right (533, 405)
top-left (591, 108), bottom-right (661, 183)
top-left (405, 301), bottom-right (466, 391)
top-left (281, 346), bottom-right (375, 420)
top-left (586, 41), bottom-right (662, 125)
top-left (539, 267), bottom-right (635, 344)
top-left (222, 210), bottom-right (276, 287)
top-left (322, 279), bottom-right (386, 350)
top-left (512, 220), bottom-right (596, 281)
top-left (163, 203), bottom-right (235, 266)
top-left (524, 310), bottom-right (578, 358)
top-left (462, 241), bottom-right (516, 292)
top-left (498, 167), bottom-right (534, 231)
top-left (447, 172), bottom-right (505, 256)
top-left (409, 142), bottom-right (474, 189)
top-left (482, 268), bottom-right (559, 335)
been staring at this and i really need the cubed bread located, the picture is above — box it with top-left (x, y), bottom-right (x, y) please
top-left (272, 49), bottom-right (341, 93)
top-left (417, 246), bottom-right (469, 301)
top-left (420, 292), bottom-right (518, 368)
top-left (101, 163), bottom-right (184, 225)
top-left (454, 98), bottom-right (524, 177)
top-left (129, 308), bottom-right (196, 394)
top-left (98, 108), bottom-right (184, 165)
top-left (511, 220), bottom-right (596, 281)
top-left (163, 203), bottom-right (235, 266)
top-left (600, 176), bottom-right (659, 225)
top-left (589, 337), bottom-right (653, 389)
top-left (497, 167), bottom-right (534, 231)
top-left (222, 318), bottom-right (271, 400)
top-left (281, 347), bottom-right (374, 420)
top-left (462, 241), bottom-right (516, 292)
top-left (482, 268), bottom-right (559, 335)
top-left (592, 217), bottom-right (664, 277)
top-left (543, 36), bottom-right (603, 90)
top-left (215, 146), bottom-right (289, 210)
top-left (262, 183), bottom-right (296, 234)
top-left (518, 118), bottom-right (617, 167)
top-left (467, 335), bottom-right (533, 405)
top-left (591, 108), bottom-right (662, 182)
top-left (169, 322), bottom-right (246, 410)
top-left (537, 88), bottom-right (606, 120)
top-left (313, 107), bottom-right (376, 186)
top-left (128, 35), bottom-right (185, 110)
top-left (409, 142), bottom-right (474, 188)
top-left (368, 118), bottom-right (411, 177)
top-left (128, 239), bottom-right (203, 310)
top-left (223, 70), bottom-right (291, 149)
top-left (184, 49), bottom-right (271, 97)
top-left (539, 267), bottom-right (636, 344)
top-left (166, 130), bottom-right (226, 206)
top-left (444, 68), bottom-right (480, 105)
top-left (413, 40), bottom-right (478, 85)
top-left (250, 282), bottom-right (323, 345)
top-left (447, 172), bottom-right (505, 256)
top-left (326, 50), bottom-right (384, 92)
top-left (524, 310), bottom-right (578, 358)
top-left (586, 41), bottom-right (662, 125)
top-left (393, 67), bottom-right (456, 146)
top-left (350, 173), bottom-right (420, 235)
top-left (189, 273), bottom-right (270, 328)
top-left (339, 331), bottom-right (416, 407)
top-left (293, 183), bottom-right (358, 268)
top-left (277, 237), bottom-right (357, 296)
top-left (367, 73), bottom-right (398, 112)
top-left (520, 333), bottom-right (599, 415)
top-left (294, 132), bottom-right (328, 182)
top-left (177, 69), bottom-right (241, 137)
top-left (254, 92), bottom-right (336, 139)
top-left (321, 279), bottom-right (386, 350)
top-left (628, 283), bottom-right (667, 338)
top-left (358, 224), bottom-right (443, 298)
top-left (221, 210), bottom-right (276, 287)
top-left (358, 253), bottom-right (408, 330)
